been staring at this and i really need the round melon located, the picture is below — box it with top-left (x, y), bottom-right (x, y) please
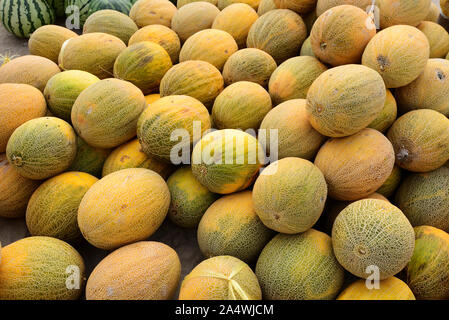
top-left (71, 78), bottom-right (146, 149)
top-left (191, 129), bottom-right (265, 194)
top-left (314, 128), bottom-right (395, 201)
top-left (178, 0), bottom-right (218, 7)
top-left (268, 56), bottom-right (327, 105)
top-left (145, 93), bottom-right (161, 105)
top-left (78, 168), bottom-right (170, 250)
top-left (425, 2), bottom-right (440, 22)
top-left (257, 0), bottom-right (276, 14)
top-left (300, 37), bottom-right (315, 57)
top-left (367, 89), bottom-right (397, 133)
top-left (0, 236), bottom-right (85, 300)
top-left (6, 117), bottom-right (77, 180)
top-left (387, 109), bottom-right (449, 172)
top-left (256, 229), bottom-right (344, 300)
top-left (337, 277), bottom-right (415, 300)
top-left (26, 172), bottom-right (98, 242)
top-left (222, 48), bottom-right (277, 87)
top-left (218, 0), bottom-right (260, 9)
top-left (67, 136), bottom-right (110, 177)
top-left (306, 64), bottom-right (386, 137)
top-left (129, 0), bottom-right (177, 27)
top-left (0, 83), bottom-right (47, 153)
top-left (0, 55), bottom-right (60, 92)
top-left (378, 0), bottom-right (431, 29)
top-left (417, 21), bottom-right (449, 58)
top-left (316, 0), bottom-right (373, 16)
top-left (406, 226), bottom-right (449, 300)
top-left (86, 241), bottom-right (181, 300)
top-left (58, 33), bottom-right (126, 79)
top-left (376, 164), bottom-right (402, 198)
top-left (44, 70), bottom-right (100, 122)
top-left (212, 81), bottom-right (272, 130)
top-left (361, 25), bottom-right (430, 88)
top-left (113, 41), bottom-right (172, 94)
top-left (179, 255), bottom-right (262, 300)
top-left (332, 199), bottom-right (415, 280)
top-left (246, 9), bottom-right (307, 64)
top-left (443, 0), bottom-right (449, 18)
top-left (272, 0), bottom-right (316, 13)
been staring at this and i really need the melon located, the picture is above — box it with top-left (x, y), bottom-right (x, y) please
top-left (145, 94), bottom-right (161, 105)
top-left (113, 41), bottom-right (172, 94)
top-left (272, 0), bottom-right (316, 13)
top-left (222, 48), bottom-right (277, 87)
top-left (337, 277), bottom-right (415, 300)
top-left (0, 153), bottom-right (41, 218)
top-left (361, 25), bottom-right (430, 88)
top-left (268, 56), bottom-right (327, 105)
top-left (179, 255), bottom-right (262, 300)
top-left (417, 21), bottom-right (449, 58)
top-left (257, 0), bottom-right (276, 14)
top-left (306, 64), bottom-right (386, 137)
top-left (128, 24), bottom-right (181, 63)
top-left (178, 0), bottom-right (218, 6)
top-left (300, 37), bottom-right (315, 57)
top-left (71, 78), bottom-right (146, 149)
top-left (332, 199), bottom-right (415, 280)
top-left (28, 25), bottom-right (78, 63)
top-left (0, 236), bottom-right (85, 300)
top-left (129, 0), bottom-right (177, 28)
top-left (44, 70), bottom-right (100, 122)
top-left (58, 33), bottom-right (126, 79)
top-left (255, 229), bottom-right (344, 300)
top-left (0, 55), bottom-right (60, 92)
top-left (376, 164), bottom-right (402, 198)
top-left (67, 136), bottom-right (110, 177)
top-left (26, 171), bottom-right (98, 242)
top-left (316, 0), bottom-right (373, 16)
top-left (160, 60), bottom-right (224, 108)
top-left (442, 0), bottom-right (449, 18)
top-left (367, 89), bottom-right (397, 133)
top-left (212, 81), bottom-right (272, 130)
top-left (78, 168), bottom-right (170, 250)
top-left (314, 128), bottom-right (395, 201)
top-left (102, 138), bottom-right (174, 178)
top-left (218, 0), bottom-right (260, 9)
top-left (171, 2), bottom-right (220, 43)
top-left (86, 241), bottom-right (181, 300)
top-left (191, 129), bottom-right (265, 194)
top-left (259, 99), bottom-right (326, 160)
top-left (137, 95), bottom-right (211, 162)
top-left (406, 226), bottom-right (449, 300)
top-left (0, 83), bottom-right (47, 153)
top-left (387, 109), bottom-right (449, 172)
top-left (64, 0), bottom-right (91, 27)
top-left (425, 2), bottom-right (440, 22)
top-left (86, 0), bottom-right (133, 16)
top-left (378, 0), bottom-right (431, 29)
top-left (246, 9), bottom-right (307, 64)
top-left (6, 117), bottom-right (77, 180)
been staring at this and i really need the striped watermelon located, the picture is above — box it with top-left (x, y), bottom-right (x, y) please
top-left (87, 0), bottom-right (132, 16)
top-left (47, 0), bottom-right (65, 17)
top-left (0, 0), bottom-right (55, 38)
top-left (64, 0), bottom-right (90, 26)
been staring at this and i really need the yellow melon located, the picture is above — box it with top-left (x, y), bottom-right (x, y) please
top-left (144, 93), bottom-right (161, 106)
top-left (316, 0), bottom-right (373, 16)
top-left (376, 164), bottom-right (402, 198)
top-left (378, 0), bottom-right (431, 28)
top-left (337, 277), bottom-right (415, 300)
top-left (129, 0), bottom-right (177, 28)
top-left (425, 2), bottom-right (440, 22)
top-left (178, 0), bottom-right (218, 6)
top-left (367, 89), bottom-right (397, 133)
top-left (218, 0), bottom-right (260, 10)
top-left (272, 0), bottom-right (316, 14)
top-left (257, 0), bottom-right (276, 14)
top-left (417, 21), bottom-right (449, 58)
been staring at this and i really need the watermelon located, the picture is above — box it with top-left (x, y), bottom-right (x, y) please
top-left (64, 0), bottom-right (90, 27)
top-left (87, 0), bottom-right (132, 16)
top-left (47, 0), bottom-right (65, 17)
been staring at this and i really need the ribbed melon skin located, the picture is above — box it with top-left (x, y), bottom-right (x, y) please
top-left (378, 0), bottom-right (430, 29)
top-left (337, 277), bottom-right (415, 300)
top-left (129, 0), bottom-right (177, 28)
top-left (0, 236), bottom-right (85, 300)
top-left (256, 229), bottom-right (344, 300)
top-left (67, 136), bottom-right (110, 178)
top-left (375, 164), bottom-right (402, 198)
top-left (367, 89), bottom-right (397, 133)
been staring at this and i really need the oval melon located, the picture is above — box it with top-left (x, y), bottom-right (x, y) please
top-left (378, 0), bottom-right (431, 29)
top-left (67, 136), bottom-right (110, 177)
top-left (257, 0), bottom-right (276, 14)
top-left (376, 164), bottom-right (402, 198)
top-left (144, 93), bottom-right (161, 106)
top-left (300, 37), bottom-right (314, 57)
top-left (316, 0), bottom-right (373, 16)
top-left (417, 21), bottom-right (449, 58)
top-left (337, 277), bottom-right (415, 300)
top-left (272, 0), bottom-right (316, 13)
top-left (425, 2), bottom-right (440, 22)
top-left (367, 89), bottom-right (397, 133)
top-left (218, 0), bottom-right (260, 9)
top-left (129, 0), bottom-right (177, 28)
top-left (442, 0), bottom-right (449, 18)
top-left (178, 0), bottom-right (218, 6)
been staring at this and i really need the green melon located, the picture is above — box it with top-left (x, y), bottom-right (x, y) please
top-left (376, 164), bottom-right (402, 198)
top-left (47, 0), bottom-right (65, 17)
top-left (367, 89), bottom-right (397, 133)
top-left (86, 0), bottom-right (132, 16)
top-left (64, 0), bottom-right (91, 27)
top-left (67, 136), bottom-right (110, 178)
top-left (300, 37), bottom-right (315, 57)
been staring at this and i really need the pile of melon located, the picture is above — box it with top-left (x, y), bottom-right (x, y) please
top-left (1, 0), bottom-right (449, 301)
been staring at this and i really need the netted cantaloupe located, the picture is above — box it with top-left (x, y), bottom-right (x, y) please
top-left (6, 117), bottom-right (77, 180)
top-left (128, 24), bottom-right (181, 63)
top-left (332, 199), bottom-right (415, 280)
top-left (425, 2), bottom-right (440, 22)
top-left (316, 0), bottom-right (373, 16)
top-left (310, 5), bottom-right (376, 66)
top-left (78, 168), bottom-right (170, 250)
top-left (179, 29), bottom-right (238, 71)
top-left (246, 9), bottom-right (307, 64)
top-left (300, 37), bottom-right (315, 57)
top-left (179, 255), bottom-right (262, 300)
top-left (102, 138), bottom-right (173, 178)
top-left (387, 109), bottom-right (449, 172)
top-left (367, 89), bottom-right (397, 133)
top-left (167, 166), bottom-right (219, 228)
top-left (0, 83), bottom-right (47, 153)
top-left (306, 64), bottom-right (386, 137)
top-left (257, 0), bottom-right (276, 14)
top-left (0, 236), bottom-right (85, 300)
top-left (86, 241), bottom-right (181, 300)
top-left (362, 25), bottom-right (430, 88)
top-left (212, 81), bottom-right (272, 130)
top-left (198, 191), bottom-right (274, 263)
top-left (58, 33), bottom-right (126, 79)
top-left (406, 226), bottom-right (449, 300)
top-left (71, 78), bottom-right (146, 149)
top-left (256, 229), bottom-right (344, 300)
top-left (44, 70), bottom-right (100, 122)
top-left (253, 157), bottom-right (327, 234)
top-left (417, 21), bottom-right (449, 58)
top-left (315, 128), bottom-right (395, 201)
top-left (26, 172), bottom-right (98, 242)
top-left (222, 48), bottom-right (277, 87)
top-left (67, 136), bottom-right (110, 177)
top-left (218, 0), bottom-right (260, 9)
top-left (28, 25), bottom-right (78, 63)
top-left (160, 60), bottom-right (224, 107)
top-left (268, 56), bottom-right (327, 105)
top-left (376, 164), bottom-right (402, 198)
top-left (337, 277), bottom-right (415, 300)
top-left (178, 0), bottom-right (218, 6)
top-left (0, 153), bottom-right (41, 218)
top-left (191, 129), bottom-right (265, 194)
top-left (395, 59), bottom-right (449, 116)
top-left (137, 95), bottom-right (210, 162)
top-left (171, 2), bottom-right (220, 43)
top-left (113, 41), bottom-right (172, 94)
top-left (272, 0), bottom-right (316, 14)
top-left (129, 0), bottom-right (177, 28)
top-left (0, 55), bottom-right (60, 92)
top-left (378, 0), bottom-right (431, 29)
top-left (212, 3), bottom-right (258, 49)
